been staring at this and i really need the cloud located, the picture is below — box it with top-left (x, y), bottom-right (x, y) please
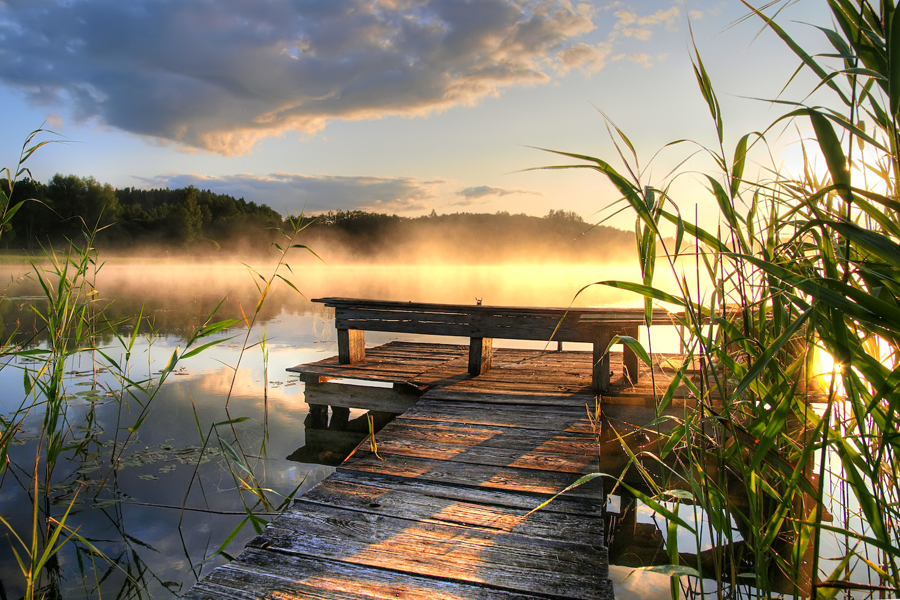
top-left (452, 185), bottom-right (541, 205)
top-left (628, 53), bottom-right (654, 68)
top-left (140, 173), bottom-right (445, 214)
top-left (610, 5), bottom-right (681, 42)
top-left (456, 185), bottom-right (518, 198)
top-left (556, 42), bottom-right (613, 74)
top-left (0, 0), bottom-right (598, 155)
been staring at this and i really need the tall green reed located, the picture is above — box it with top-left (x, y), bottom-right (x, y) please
top-left (180, 213), bottom-right (319, 562)
top-left (0, 231), bottom-right (245, 598)
top-left (537, 1), bottom-right (900, 597)
top-left (0, 129), bottom-right (315, 598)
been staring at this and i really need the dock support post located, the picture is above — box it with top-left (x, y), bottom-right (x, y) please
top-left (337, 328), bottom-right (365, 364)
top-left (592, 329), bottom-right (612, 393)
top-left (468, 337), bottom-right (493, 376)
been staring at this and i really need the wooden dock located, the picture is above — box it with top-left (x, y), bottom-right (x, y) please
top-left (186, 336), bottom-right (703, 600)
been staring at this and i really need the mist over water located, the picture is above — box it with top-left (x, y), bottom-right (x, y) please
top-left (0, 255), bottom-right (690, 598)
top-left (96, 259), bottom-right (651, 307)
top-left (4, 259), bottom-right (648, 302)
top-left (0, 258), bottom-right (667, 342)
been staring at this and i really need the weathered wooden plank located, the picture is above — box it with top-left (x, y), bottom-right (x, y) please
top-left (376, 419), bottom-right (600, 468)
top-left (326, 468), bottom-right (606, 516)
top-left (293, 341), bottom-right (710, 404)
top-left (305, 381), bottom-right (421, 413)
top-left (407, 354), bottom-right (472, 389)
top-left (319, 297), bottom-right (678, 393)
top-left (423, 388), bottom-right (598, 406)
top-left (302, 477), bottom-right (604, 543)
top-left (249, 502), bottom-right (610, 599)
top-left (316, 296), bottom-right (671, 320)
top-left (340, 450), bottom-right (606, 499)
top-left (356, 432), bottom-right (598, 475)
top-left (290, 342), bottom-right (689, 404)
top-left (439, 353), bottom-right (600, 393)
top-left (188, 548), bottom-right (563, 600)
top-left (191, 335), bottom-right (630, 600)
top-left (383, 419), bottom-right (597, 450)
top-left (334, 313), bottom-right (646, 344)
top-left (446, 379), bottom-right (594, 395)
top-left (436, 353), bottom-right (710, 402)
top-left (294, 363), bottom-right (433, 385)
top-left (289, 342), bottom-right (471, 385)
top-left (404, 399), bottom-right (598, 432)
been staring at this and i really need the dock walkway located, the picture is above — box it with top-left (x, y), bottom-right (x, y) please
top-left (186, 341), bottom-right (690, 600)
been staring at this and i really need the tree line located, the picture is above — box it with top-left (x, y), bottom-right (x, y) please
top-left (293, 208), bottom-right (636, 264)
top-left (4, 174), bottom-right (635, 262)
top-left (6, 175), bottom-right (283, 253)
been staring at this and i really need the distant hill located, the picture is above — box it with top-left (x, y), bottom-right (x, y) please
top-left (5, 176), bottom-right (635, 263)
top-left (296, 209), bottom-right (635, 264)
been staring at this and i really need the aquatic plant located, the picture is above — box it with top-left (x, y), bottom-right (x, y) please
top-left (0, 129), bottom-right (317, 598)
top-left (538, 1), bottom-right (900, 597)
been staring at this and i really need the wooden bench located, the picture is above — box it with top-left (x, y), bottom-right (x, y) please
top-left (313, 298), bottom-right (677, 393)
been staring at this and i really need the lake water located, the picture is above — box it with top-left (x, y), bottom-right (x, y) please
top-left (1, 259), bottom-right (684, 599)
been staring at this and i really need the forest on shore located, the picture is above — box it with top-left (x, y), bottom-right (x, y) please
top-left (5, 174), bottom-right (636, 263)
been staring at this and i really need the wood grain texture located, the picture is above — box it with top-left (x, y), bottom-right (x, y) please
top-left (315, 297), bottom-right (680, 392)
top-left (194, 338), bottom-right (640, 600)
top-left (305, 381), bottom-right (420, 413)
top-left (289, 342), bottom-right (714, 404)
top-left (249, 502), bottom-right (610, 599)
top-left (338, 328), bottom-right (366, 364)
top-left (467, 336), bottom-right (492, 375)
top-left (340, 450), bottom-right (606, 499)
top-left (317, 471), bottom-right (604, 523)
top-left (186, 548), bottom-right (567, 600)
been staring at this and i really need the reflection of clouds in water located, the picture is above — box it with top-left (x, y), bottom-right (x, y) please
top-left (189, 362), bottom-right (269, 403)
top-left (2, 259), bottom-right (701, 598)
top-left (609, 565), bottom-right (674, 600)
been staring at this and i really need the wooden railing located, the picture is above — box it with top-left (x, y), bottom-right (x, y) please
top-left (313, 298), bottom-right (678, 393)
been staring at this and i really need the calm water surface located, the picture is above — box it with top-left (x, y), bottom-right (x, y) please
top-left (0, 260), bottom-right (681, 599)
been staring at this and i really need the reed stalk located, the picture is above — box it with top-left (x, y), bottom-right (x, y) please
top-left (0, 129), bottom-right (316, 597)
top-left (537, 1), bottom-right (900, 597)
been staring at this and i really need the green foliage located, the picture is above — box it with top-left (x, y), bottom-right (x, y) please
top-left (47, 174), bottom-right (120, 232)
top-left (4, 174), bottom-right (632, 262)
top-left (0, 132), bottom-right (315, 598)
top-left (536, 0), bottom-right (900, 596)
top-left (5, 177), bottom-right (282, 252)
top-left (294, 209), bottom-right (634, 263)
top-left (165, 185), bottom-right (204, 245)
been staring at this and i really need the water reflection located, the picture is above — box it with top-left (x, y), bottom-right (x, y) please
top-left (288, 405), bottom-right (396, 466)
top-left (0, 315), bottom-right (331, 598)
top-left (0, 259), bottom-right (666, 599)
top-left (0, 261), bottom-right (652, 344)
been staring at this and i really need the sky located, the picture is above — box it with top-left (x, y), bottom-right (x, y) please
top-left (0, 0), bottom-right (831, 229)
